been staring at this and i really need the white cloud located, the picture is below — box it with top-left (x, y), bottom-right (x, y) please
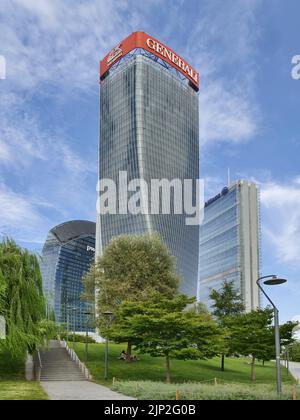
top-left (0, 92), bottom-right (95, 174)
top-left (0, 182), bottom-right (50, 243)
top-left (199, 81), bottom-right (258, 145)
top-left (1, 0), bottom-right (131, 91)
top-left (0, 0), bottom-right (261, 144)
top-left (260, 178), bottom-right (300, 266)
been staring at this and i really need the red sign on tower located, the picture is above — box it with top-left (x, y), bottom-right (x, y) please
top-left (100, 31), bottom-right (200, 91)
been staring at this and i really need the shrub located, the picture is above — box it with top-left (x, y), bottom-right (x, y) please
top-left (112, 380), bottom-right (297, 400)
top-left (59, 333), bottom-right (96, 344)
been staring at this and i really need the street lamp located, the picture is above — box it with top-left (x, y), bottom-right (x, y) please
top-left (84, 311), bottom-right (92, 362)
top-left (67, 307), bottom-right (78, 350)
top-left (102, 311), bottom-right (113, 381)
top-left (257, 275), bottom-right (287, 395)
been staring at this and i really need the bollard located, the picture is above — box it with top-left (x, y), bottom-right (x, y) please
top-left (176, 389), bottom-right (180, 400)
top-left (214, 378), bottom-right (218, 386)
top-left (113, 377), bottom-right (116, 386)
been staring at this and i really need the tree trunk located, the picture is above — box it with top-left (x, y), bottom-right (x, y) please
top-left (251, 355), bottom-right (256, 381)
top-left (165, 355), bottom-right (171, 384)
top-left (221, 354), bottom-right (225, 372)
top-left (262, 360), bottom-right (265, 367)
top-left (126, 341), bottom-right (132, 359)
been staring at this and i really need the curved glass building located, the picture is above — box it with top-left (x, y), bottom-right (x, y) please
top-left (40, 220), bottom-right (96, 332)
top-left (97, 32), bottom-right (200, 296)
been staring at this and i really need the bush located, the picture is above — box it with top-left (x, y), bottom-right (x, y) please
top-left (112, 380), bottom-right (297, 400)
top-left (59, 333), bottom-right (96, 344)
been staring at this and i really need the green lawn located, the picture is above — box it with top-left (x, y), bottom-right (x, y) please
top-left (72, 342), bottom-right (295, 387)
top-left (0, 348), bottom-right (48, 400)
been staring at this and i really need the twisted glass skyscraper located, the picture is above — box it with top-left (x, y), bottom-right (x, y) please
top-left (41, 220), bottom-right (96, 332)
top-left (97, 32), bottom-right (200, 296)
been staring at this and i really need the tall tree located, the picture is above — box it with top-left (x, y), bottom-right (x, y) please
top-left (109, 293), bottom-right (223, 383)
top-left (230, 308), bottom-right (274, 381)
top-left (0, 238), bottom-right (55, 356)
top-left (210, 280), bottom-right (245, 371)
top-left (82, 234), bottom-right (180, 354)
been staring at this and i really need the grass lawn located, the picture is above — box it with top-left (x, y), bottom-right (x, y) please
top-left (72, 342), bottom-right (295, 387)
top-left (0, 347), bottom-right (48, 400)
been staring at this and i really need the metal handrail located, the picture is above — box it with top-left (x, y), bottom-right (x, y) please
top-left (60, 340), bottom-right (92, 380)
top-left (33, 349), bottom-right (43, 381)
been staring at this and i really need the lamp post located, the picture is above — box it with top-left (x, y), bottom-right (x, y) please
top-left (256, 275), bottom-right (287, 395)
top-left (84, 311), bottom-right (91, 362)
top-left (70, 307), bottom-right (78, 350)
top-left (102, 311), bottom-right (113, 381)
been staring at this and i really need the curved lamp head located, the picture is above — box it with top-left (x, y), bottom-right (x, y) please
top-left (263, 277), bottom-right (287, 286)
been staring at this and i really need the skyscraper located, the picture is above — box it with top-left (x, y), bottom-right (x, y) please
top-left (199, 181), bottom-right (261, 312)
top-left (41, 220), bottom-right (96, 332)
top-left (97, 32), bottom-right (200, 296)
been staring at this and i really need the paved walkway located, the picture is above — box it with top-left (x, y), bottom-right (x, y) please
top-left (41, 381), bottom-right (135, 401)
top-left (288, 362), bottom-right (300, 383)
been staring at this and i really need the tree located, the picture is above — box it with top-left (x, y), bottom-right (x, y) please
top-left (0, 238), bottom-right (56, 356)
top-left (109, 293), bottom-right (223, 383)
top-left (83, 234), bottom-right (181, 354)
top-left (260, 321), bottom-right (299, 365)
top-left (279, 321), bottom-right (298, 349)
top-left (290, 341), bottom-right (300, 362)
top-left (210, 280), bottom-right (245, 371)
top-left (230, 308), bottom-right (274, 381)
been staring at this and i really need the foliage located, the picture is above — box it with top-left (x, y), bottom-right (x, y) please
top-left (109, 293), bottom-right (223, 383)
top-left (289, 341), bottom-right (300, 362)
top-left (209, 280), bottom-right (245, 371)
top-left (210, 280), bottom-right (245, 319)
top-left (83, 234), bottom-right (180, 346)
top-left (230, 308), bottom-right (274, 380)
top-left (112, 380), bottom-right (296, 400)
top-left (0, 347), bottom-right (48, 400)
top-left (60, 332), bottom-right (96, 344)
top-left (279, 321), bottom-right (298, 348)
top-left (0, 238), bottom-right (55, 356)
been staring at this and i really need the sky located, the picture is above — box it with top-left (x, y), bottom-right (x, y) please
top-left (0, 0), bottom-right (299, 325)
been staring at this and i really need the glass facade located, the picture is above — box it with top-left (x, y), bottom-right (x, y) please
top-left (199, 181), bottom-right (261, 311)
top-left (98, 53), bottom-right (199, 297)
top-left (41, 221), bottom-right (96, 332)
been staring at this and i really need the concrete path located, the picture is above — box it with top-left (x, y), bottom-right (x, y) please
top-left (41, 381), bottom-right (135, 401)
top-left (288, 362), bottom-right (300, 383)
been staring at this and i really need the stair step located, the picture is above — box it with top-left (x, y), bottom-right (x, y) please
top-left (38, 341), bottom-right (88, 382)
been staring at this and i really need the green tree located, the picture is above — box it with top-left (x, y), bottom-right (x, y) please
top-left (210, 280), bottom-right (245, 371)
top-left (109, 293), bottom-right (223, 383)
top-left (83, 234), bottom-right (180, 354)
top-left (290, 341), bottom-right (300, 362)
top-left (230, 308), bottom-right (274, 381)
top-left (0, 238), bottom-right (55, 356)
top-left (279, 321), bottom-right (298, 348)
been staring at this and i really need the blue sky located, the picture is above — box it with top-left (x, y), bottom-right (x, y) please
top-left (0, 0), bottom-right (299, 325)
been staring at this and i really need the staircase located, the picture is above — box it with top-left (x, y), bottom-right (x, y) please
top-left (39, 340), bottom-right (86, 382)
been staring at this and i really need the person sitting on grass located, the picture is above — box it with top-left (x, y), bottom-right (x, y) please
top-left (129, 354), bottom-right (139, 362)
top-left (118, 350), bottom-right (127, 360)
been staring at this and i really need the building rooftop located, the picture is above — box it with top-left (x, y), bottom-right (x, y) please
top-left (50, 220), bottom-right (96, 244)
